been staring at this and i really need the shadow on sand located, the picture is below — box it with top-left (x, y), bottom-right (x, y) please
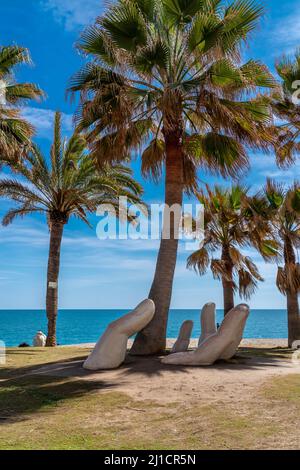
top-left (0, 347), bottom-right (293, 424)
top-left (7, 346), bottom-right (292, 380)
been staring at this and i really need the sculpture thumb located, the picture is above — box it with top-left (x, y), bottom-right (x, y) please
top-left (83, 299), bottom-right (155, 371)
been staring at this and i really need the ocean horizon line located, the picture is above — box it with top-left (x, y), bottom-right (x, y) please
top-left (0, 307), bottom-right (287, 312)
top-left (0, 308), bottom-right (289, 347)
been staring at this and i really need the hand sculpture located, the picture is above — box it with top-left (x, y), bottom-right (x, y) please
top-left (161, 304), bottom-right (249, 366)
top-left (33, 331), bottom-right (47, 347)
top-left (198, 302), bottom-right (217, 346)
top-left (83, 299), bottom-right (155, 370)
top-left (292, 340), bottom-right (300, 351)
top-left (171, 320), bottom-right (193, 353)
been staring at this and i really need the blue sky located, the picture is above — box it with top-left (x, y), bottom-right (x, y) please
top-left (0, 0), bottom-right (299, 310)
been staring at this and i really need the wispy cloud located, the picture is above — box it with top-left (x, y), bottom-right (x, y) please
top-left (249, 153), bottom-right (300, 188)
top-left (0, 224), bottom-right (49, 247)
top-left (21, 107), bottom-right (73, 140)
top-left (266, 7), bottom-right (300, 56)
top-left (41, 0), bottom-right (102, 31)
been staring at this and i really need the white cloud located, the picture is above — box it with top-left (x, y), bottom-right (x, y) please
top-left (267, 9), bottom-right (300, 55)
top-left (21, 107), bottom-right (73, 140)
top-left (0, 224), bottom-right (49, 247)
top-left (248, 152), bottom-right (300, 188)
top-left (41, 0), bottom-right (102, 31)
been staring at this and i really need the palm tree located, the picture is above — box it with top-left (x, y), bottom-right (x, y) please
top-left (187, 185), bottom-right (278, 315)
top-left (0, 112), bottom-right (143, 346)
top-left (69, 0), bottom-right (276, 354)
top-left (0, 45), bottom-right (43, 160)
top-left (263, 180), bottom-right (300, 347)
top-left (271, 51), bottom-right (300, 166)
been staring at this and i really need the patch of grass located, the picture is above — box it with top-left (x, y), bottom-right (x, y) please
top-left (0, 374), bottom-right (288, 450)
top-left (0, 347), bottom-right (300, 450)
top-left (0, 347), bottom-right (92, 379)
top-left (238, 347), bottom-right (293, 359)
top-left (263, 374), bottom-right (300, 403)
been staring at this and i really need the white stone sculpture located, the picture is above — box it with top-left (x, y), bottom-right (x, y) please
top-left (219, 305), bottom-right (250, 360)
top-left (292, 340), bottom-right (300, 350)
top-left (161, 304), bottom-right (249, 366)
top-left (83, 299), bottom-right (155, 370)
top-left (198, 302), bottom-right (217, 346)
top-left (171, 320), bottom-right (193, 353)
top-left (33, 331), bottom-right (47, 347)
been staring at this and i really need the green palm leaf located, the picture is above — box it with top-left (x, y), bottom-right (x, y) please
top-left (1, 112), bottom-right (144, 227)
top-left (0, 44), bottom-right (44, 161)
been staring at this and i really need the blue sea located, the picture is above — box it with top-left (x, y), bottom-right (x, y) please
top-left (0, 309), bottom-right (288, 347)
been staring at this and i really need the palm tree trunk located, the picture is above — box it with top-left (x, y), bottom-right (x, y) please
top-left (287, 291), bottom-right (300, 348)
top-left (131, 130), bottom-right (184, 355)
top-left (46, 220), bottom-right (64, 347)
top-left (284, 237), bottom-right (300, 348)
top-left (222, 245), bottom-right (234, 316)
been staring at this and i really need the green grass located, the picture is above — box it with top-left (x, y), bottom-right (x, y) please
top-left (0, 348), bottom-right (299, 450)
top-left (263, 374), bottom-right (300, 403)
top-left (238, 347), bottom-right (293, 359)
top-left (0, 347), bottom-right (92, 379)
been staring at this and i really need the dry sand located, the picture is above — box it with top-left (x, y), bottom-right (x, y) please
top-left (66, 338), bottom-right (289, 349)
top-left (32, 339), bottom-right (300, 406)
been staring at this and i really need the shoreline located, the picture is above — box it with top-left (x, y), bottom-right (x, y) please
top-left (62, 338), bottom-right (289, 349)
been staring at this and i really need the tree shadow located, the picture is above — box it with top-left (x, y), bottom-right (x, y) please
top-left (0, 374), bottom-right (118, 425)
top-left (0, 349), bottom-right (120, 424)
top-left (122, 347), bottom-right (295, 375)
top-left (122, 354), bottom-right (191, 377)
top-left (13, 347), bottom-right (294, 382)
top-left (0, 349), bottom-right (91, 380)
top-left (0, 346), bottom-right (295, 426)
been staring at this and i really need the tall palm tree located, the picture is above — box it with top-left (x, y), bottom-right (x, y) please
top-left (263, 180), bottom-right (300, 347)
top-left (69, 0), bottom-right (276, 354)
top-left (187, 185), bottom-right (278, 315)
top-left (0, 112), bottom-right (143, 346)
top-left (0, 45), bottom-right (43, 160)
top-left (271, 51), bottom-right (300, 167)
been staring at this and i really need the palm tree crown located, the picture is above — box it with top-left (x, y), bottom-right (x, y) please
top-left (0, 112), bottom-right (143, 226)
top-left (272, 50), bottom-right (300, 166)
top-left (70, 0), bottom-right (276, 185)
top-left (261, 180), bottom-right (300, 346)
top-left (187, 185), bottom-right (278, 313)
top-left (263, 180), bottom-right (300, 296)
top-left (0, 45), bottom-right (44, 160)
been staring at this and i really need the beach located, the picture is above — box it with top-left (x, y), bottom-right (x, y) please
top-left (67, 338), bottom-right (289, 349)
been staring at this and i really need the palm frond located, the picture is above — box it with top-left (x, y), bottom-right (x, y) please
top-left (68, 0), bottom-right (274, 196)
top-left (0, 44), bottom-right (44, 162)
top-left (2, 205), bottom-right (43, 226)
top-left (141, 139), bottom-right (165, 181)
top-left (185, 132), bottom-right (249, 178)
top-left (1, 112), bottom-right (144, 229)
top-left (187, 247), bottom-right (210, 275)
top-left (0, 45), bottom-right (31, 77)
top-left (238, 267), bottom-right (260, 300)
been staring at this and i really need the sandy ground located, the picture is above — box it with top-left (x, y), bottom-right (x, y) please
top-left (32, 339), bottom-right (300, 406)
top-left (66, 338), bottom-right (289, 349)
